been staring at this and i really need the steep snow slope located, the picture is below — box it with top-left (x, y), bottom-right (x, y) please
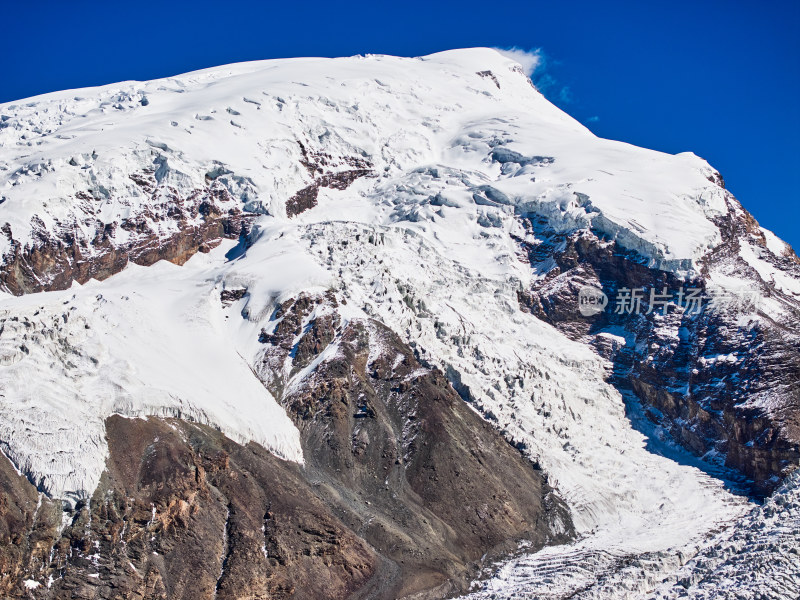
top-left (0, 49), bottom-right (730, 274)
top-left (0, 247), bottom-right (304, 503)
top-left (0, 48), bottom-right (797, 596)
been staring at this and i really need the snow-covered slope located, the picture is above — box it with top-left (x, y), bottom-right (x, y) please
top-left (0, 248), bottom-right (304, 502)
top-left (653, 469), bottom-right (800, 599)
top-left (0, 48), bottom-right (797, 598)
top-left (0, 48), bottom-right (731, 274)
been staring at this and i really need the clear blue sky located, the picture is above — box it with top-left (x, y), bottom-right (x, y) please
top-left (2, 0), bottom-right (798, 251)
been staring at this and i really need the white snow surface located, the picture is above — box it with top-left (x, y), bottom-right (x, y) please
top-left (0, 246), bottom-right (303, 502)
top-left (651, 468), bottom-right (800, 599)
top-left (1, 48), bottom-right (731, 272)
top-left (0, 48), bottom-right (796, 595)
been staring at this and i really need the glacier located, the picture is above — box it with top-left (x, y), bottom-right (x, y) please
top-left (0, 47), bottom-right (797, 597)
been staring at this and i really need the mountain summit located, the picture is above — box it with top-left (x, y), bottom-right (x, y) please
top-left (0, 49), bottom-right (797, 599)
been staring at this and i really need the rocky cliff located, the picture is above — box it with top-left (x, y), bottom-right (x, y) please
top-left (0, 291), bottom-right (571, 599)
top-left (518, 197), bottom-right (800, 494)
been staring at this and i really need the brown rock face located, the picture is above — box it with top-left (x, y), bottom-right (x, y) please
top-left (0, 448), bottom-right (63, 597)
top-left (285, 143), bottom-right (374, 217)
top-left (0, 176), bottom-right (250, 296)
top-left (516, 205), bottom-right (800, 495)
top-left (0, 292), bottom-right (573, 599)
top-left (0, 417), bottom-right (377, 600)
top-left (256, 293), bottom-right (574, 598)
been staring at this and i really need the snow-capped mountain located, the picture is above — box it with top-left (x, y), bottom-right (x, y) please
top-left (0, 48), bottom-right (797, 599)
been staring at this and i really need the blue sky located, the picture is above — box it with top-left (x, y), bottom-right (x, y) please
top-left (2, 0), bottom-right (798, 250)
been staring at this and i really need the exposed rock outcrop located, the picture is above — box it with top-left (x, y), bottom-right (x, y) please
top-left (0, 292), bottom-right (572, 599)
top-left (257, 292), bottom-right (574, 597)
top-left (285, 143), bottom-right (374, 217)
top-left (0, 417), bottom-right (378, 600)
top-left (0, 177), bottom-right (250, 296)
top-left (517, 205), bottom-right (800, 495)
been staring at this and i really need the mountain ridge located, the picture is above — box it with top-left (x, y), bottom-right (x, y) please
top-left (0, 48), bottom-right (797, 599)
